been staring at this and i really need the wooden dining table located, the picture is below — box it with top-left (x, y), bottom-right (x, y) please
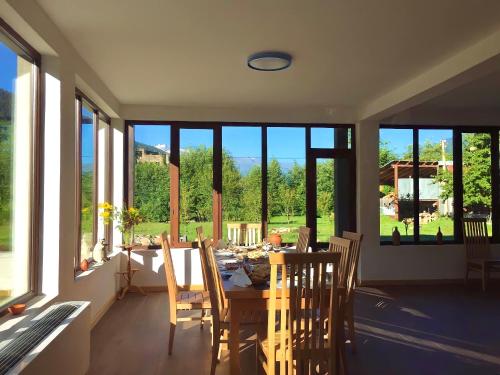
top-left (217, 248), bottom-right (343, 375)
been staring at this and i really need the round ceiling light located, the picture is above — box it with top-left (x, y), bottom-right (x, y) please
top-left (247, 51), bottom-right (292, 71)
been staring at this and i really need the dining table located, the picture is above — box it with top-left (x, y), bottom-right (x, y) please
top-left (215, 246), bottom-right (344, 375)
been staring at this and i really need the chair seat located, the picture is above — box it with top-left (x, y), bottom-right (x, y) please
top-left (176, 291), bottom-right (211, 309)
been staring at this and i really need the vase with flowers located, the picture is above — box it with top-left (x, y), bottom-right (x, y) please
top-left (99, 202), bottom-right (142, 246)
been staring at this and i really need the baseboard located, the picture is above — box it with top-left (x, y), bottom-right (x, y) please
top-left (141, 284), bottom-right (204, 293)
top-left (91, 294), bottom-right (116, 329)
top-left (359, 278), bottom-right (463, 287)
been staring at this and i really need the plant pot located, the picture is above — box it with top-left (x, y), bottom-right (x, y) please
top-left (80, 259), bottom-right (89, 271)
top-left (8, 303), bottom-right (26, 315)
top-left (269, 233), bottom-right (282, 246)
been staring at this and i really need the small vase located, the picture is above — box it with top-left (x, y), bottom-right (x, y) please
top-left (392, 226), bottom-right (401, 246)
top-left (123, 229), bottom-right (134, 246)
top-left (269, 233), bottom-right (282, 246)
top-left (436, 226), bottom-right (443, 245)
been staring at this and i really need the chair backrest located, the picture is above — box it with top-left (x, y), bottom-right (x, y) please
top-left (342, 231), bottom-right (363, 296)
top-left (199, 239), bottom-right (224, 323)
top-left (227, 223), bottom-right (245, 245)
top-left (160, 232), bottom-right (178, 301)
top-left (195, 226), bottom-right (209, 292)
top-left (296, 226), bottom-right (311, 253)
top-left (463, 218), bottom-right (490, 260)
top-left (245, 223), bottom-right (262, 246)
top-left (268, 252), bottom-right (340, 375)
top-left (328, 236), bottom-right (352, 289)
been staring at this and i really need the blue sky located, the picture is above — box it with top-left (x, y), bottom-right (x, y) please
top-left (380, 128), bottom-right (453, 157)
top-left (0, 42), bottom-right (16, 92)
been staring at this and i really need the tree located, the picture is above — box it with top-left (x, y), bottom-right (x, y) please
top-left (462, 133), bottom-right (491, 213)
top-left (316, 160), bottom-right (334, 218)
top-left (379, 140), bottom-right (398, 167)
top-left (222, 149), bottom-right (243, 221)
top-left (285, 162), bottom-right (306, 217)
top-left (241, 165), bottom-right (262, 222)
top-left (134, 162), bottom-right (170, 222)
top-left (267, 159), bottom-right (285, 217)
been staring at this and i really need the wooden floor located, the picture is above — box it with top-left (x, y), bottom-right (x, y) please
top-left (90, 284), bottom-right (500, 375)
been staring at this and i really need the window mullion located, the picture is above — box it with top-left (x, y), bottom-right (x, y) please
top-left (413, 128), bottom-right (419, 243)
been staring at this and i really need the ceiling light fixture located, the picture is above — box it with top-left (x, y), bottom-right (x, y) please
top-left (247, 51), bottom-right (292, 71)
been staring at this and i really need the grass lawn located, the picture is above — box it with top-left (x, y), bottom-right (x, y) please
top-left (135, 215), bottom-right (335, 244)
top-left (0, 223), bottom-right (11, 251)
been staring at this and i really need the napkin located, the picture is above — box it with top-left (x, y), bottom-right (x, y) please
top-left (229, 268), bottom-right (252, 287)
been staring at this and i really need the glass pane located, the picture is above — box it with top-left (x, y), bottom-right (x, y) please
top-left (316, 159), bottom-right (334, 243)
top-left (133, 125), bottom-right (170, 243)
top-left (222, 126), bottom-right (261, 242)
top-left (379, 129), bottom-right (414, 241)
top-left (311, 127), bottom-right (351, 149)
top-left (180, 129), bottom-right (213, 242)
top-left (0, 40), bottom-right (33, 306)
top-left (462, 133), bottom-right (492, 235)
top-left (80, 103), bottom-right (94, 261)
top-left (418, 130), bottom-right (454, 241)
top-left (267, 127), bottom-right (305, 243)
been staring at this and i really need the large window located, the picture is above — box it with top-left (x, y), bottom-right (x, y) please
top-left (75, 93), bottom-right (110, 271)
top-left (380, 125), bottom-right (499, 244)
top-left (127, 123), bottom-right (355, 248)
top-left (222, 126), bottom-right (262, 241)
top-left (0, 21), bottom-right (40, 309)
top-left (133, 125), bottom-right (170, 242)
top-left (267, 127), bottom-right (306, 243)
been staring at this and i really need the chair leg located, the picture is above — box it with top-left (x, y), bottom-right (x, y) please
top-left (201, 309), bottom-right (205, 329)
top-left (168, 308), bottom-right (177, 355)
top-left (211, 329), bottom-right (221, 375)
top-left (168, 323), bottom-right (176, 355)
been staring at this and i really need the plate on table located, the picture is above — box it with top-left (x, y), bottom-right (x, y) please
top-left (216, 250), bottom-right (234, 257)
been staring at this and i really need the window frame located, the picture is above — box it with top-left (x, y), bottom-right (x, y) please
top-left (0, 18), bottom-right (42, 313)
top-left (379, 124), bottom-right (500, 245)
top-left (125, 121), bottom-right (356, 250)
top-left (74, 91), bottom-right (111, 273)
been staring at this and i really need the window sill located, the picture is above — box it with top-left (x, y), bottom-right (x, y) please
top-left (74, 250), bottom-right (121, 281)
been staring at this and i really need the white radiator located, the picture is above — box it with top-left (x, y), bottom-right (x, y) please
top-left (0, 301), bottom-right (90, 375)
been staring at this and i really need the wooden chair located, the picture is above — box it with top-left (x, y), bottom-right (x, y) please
top-left (296, 226), bottom-right (311, 253)
top-left (227, 223), bottom-right (245, 245)
top-left (199, 238), bottom-right (262, 375)
top-left (160, 232), bottom-right (210, 355)
top-left (462, 218), bottom-right (500, 291)
top-left (328, 236), bottom-right (352, 368)
top-left (245, 223), bottom-right (262, 246)
top-left (258, 252), bottom-right (341, 375)
top-left (342, 231), bottom-right (363, 353)
top-left (196, 226), bottom-right (210, 294)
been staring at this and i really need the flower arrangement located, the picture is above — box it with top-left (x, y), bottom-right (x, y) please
top-left (99, 202), bottom-right (143, 245)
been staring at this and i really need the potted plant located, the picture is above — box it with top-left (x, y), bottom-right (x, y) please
top-left (99, 202), bottom-right (143, 246)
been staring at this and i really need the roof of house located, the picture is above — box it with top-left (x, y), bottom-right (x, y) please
top-left (135, 142), bottom-right (168, 155)
top-left (379, 160), bottom-right (440, 185)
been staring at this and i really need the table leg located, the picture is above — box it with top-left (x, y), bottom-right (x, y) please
top-left (229, 300), bottom-right (242, 375)
top-left (118, 286), bottom-right (129, 300)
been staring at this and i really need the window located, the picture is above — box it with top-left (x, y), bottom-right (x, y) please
top-left (126, 123), bottom-right (355, 249)
top-left (0, 21), bottom-right (40, 308)
top-left (179, 128), bottom-right (213, 242)
top-left (267, 127), bottom-right (306, 243)
top-left (379, 128), bottom-right (415, 242)
top-left (75, 92), bottom-right (110, 270)
top-left (222, 126), bottom-right (262, 241)
top-left (133, 125), bottom-right (170, 242)
top-left (380, 125), bottom-right (500, 244)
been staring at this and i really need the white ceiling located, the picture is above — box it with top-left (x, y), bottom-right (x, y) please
top-left (36, 0), bottom-right (500, 109)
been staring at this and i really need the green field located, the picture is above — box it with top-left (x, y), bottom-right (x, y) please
top-left (380, 214), bottom-right (492, 242)
top-left (134, 215), bottom-right (335, 244)
top-left (0, 223), bottom-right (10, 251)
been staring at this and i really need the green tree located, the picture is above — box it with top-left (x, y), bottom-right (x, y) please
top-left (462, 133), bottom-right (491, 212)
top-left (222, 149), bottom-right (243, 221)
top-left (379, 139), bottom-right (398, 167)
top-left (285, 162), bottom-right (306, 216)
top-left (241, 165), bottom-right (262, 222)
top-left (316, 160), bottom-right (334, 217)
top-left (134, 162), bottom-right (170, 222)
top-left (267, 159), bottom-right (285, 217)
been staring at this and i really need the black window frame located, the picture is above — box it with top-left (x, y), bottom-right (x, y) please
top-left (380, 124), bottom-right (500, 245)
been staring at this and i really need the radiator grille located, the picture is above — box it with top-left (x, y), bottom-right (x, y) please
top-left (0, 303), bottom-right (79, 375)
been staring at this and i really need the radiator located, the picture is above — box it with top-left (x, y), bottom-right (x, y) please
top-left (0, 301), bottom-right (90, 375)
